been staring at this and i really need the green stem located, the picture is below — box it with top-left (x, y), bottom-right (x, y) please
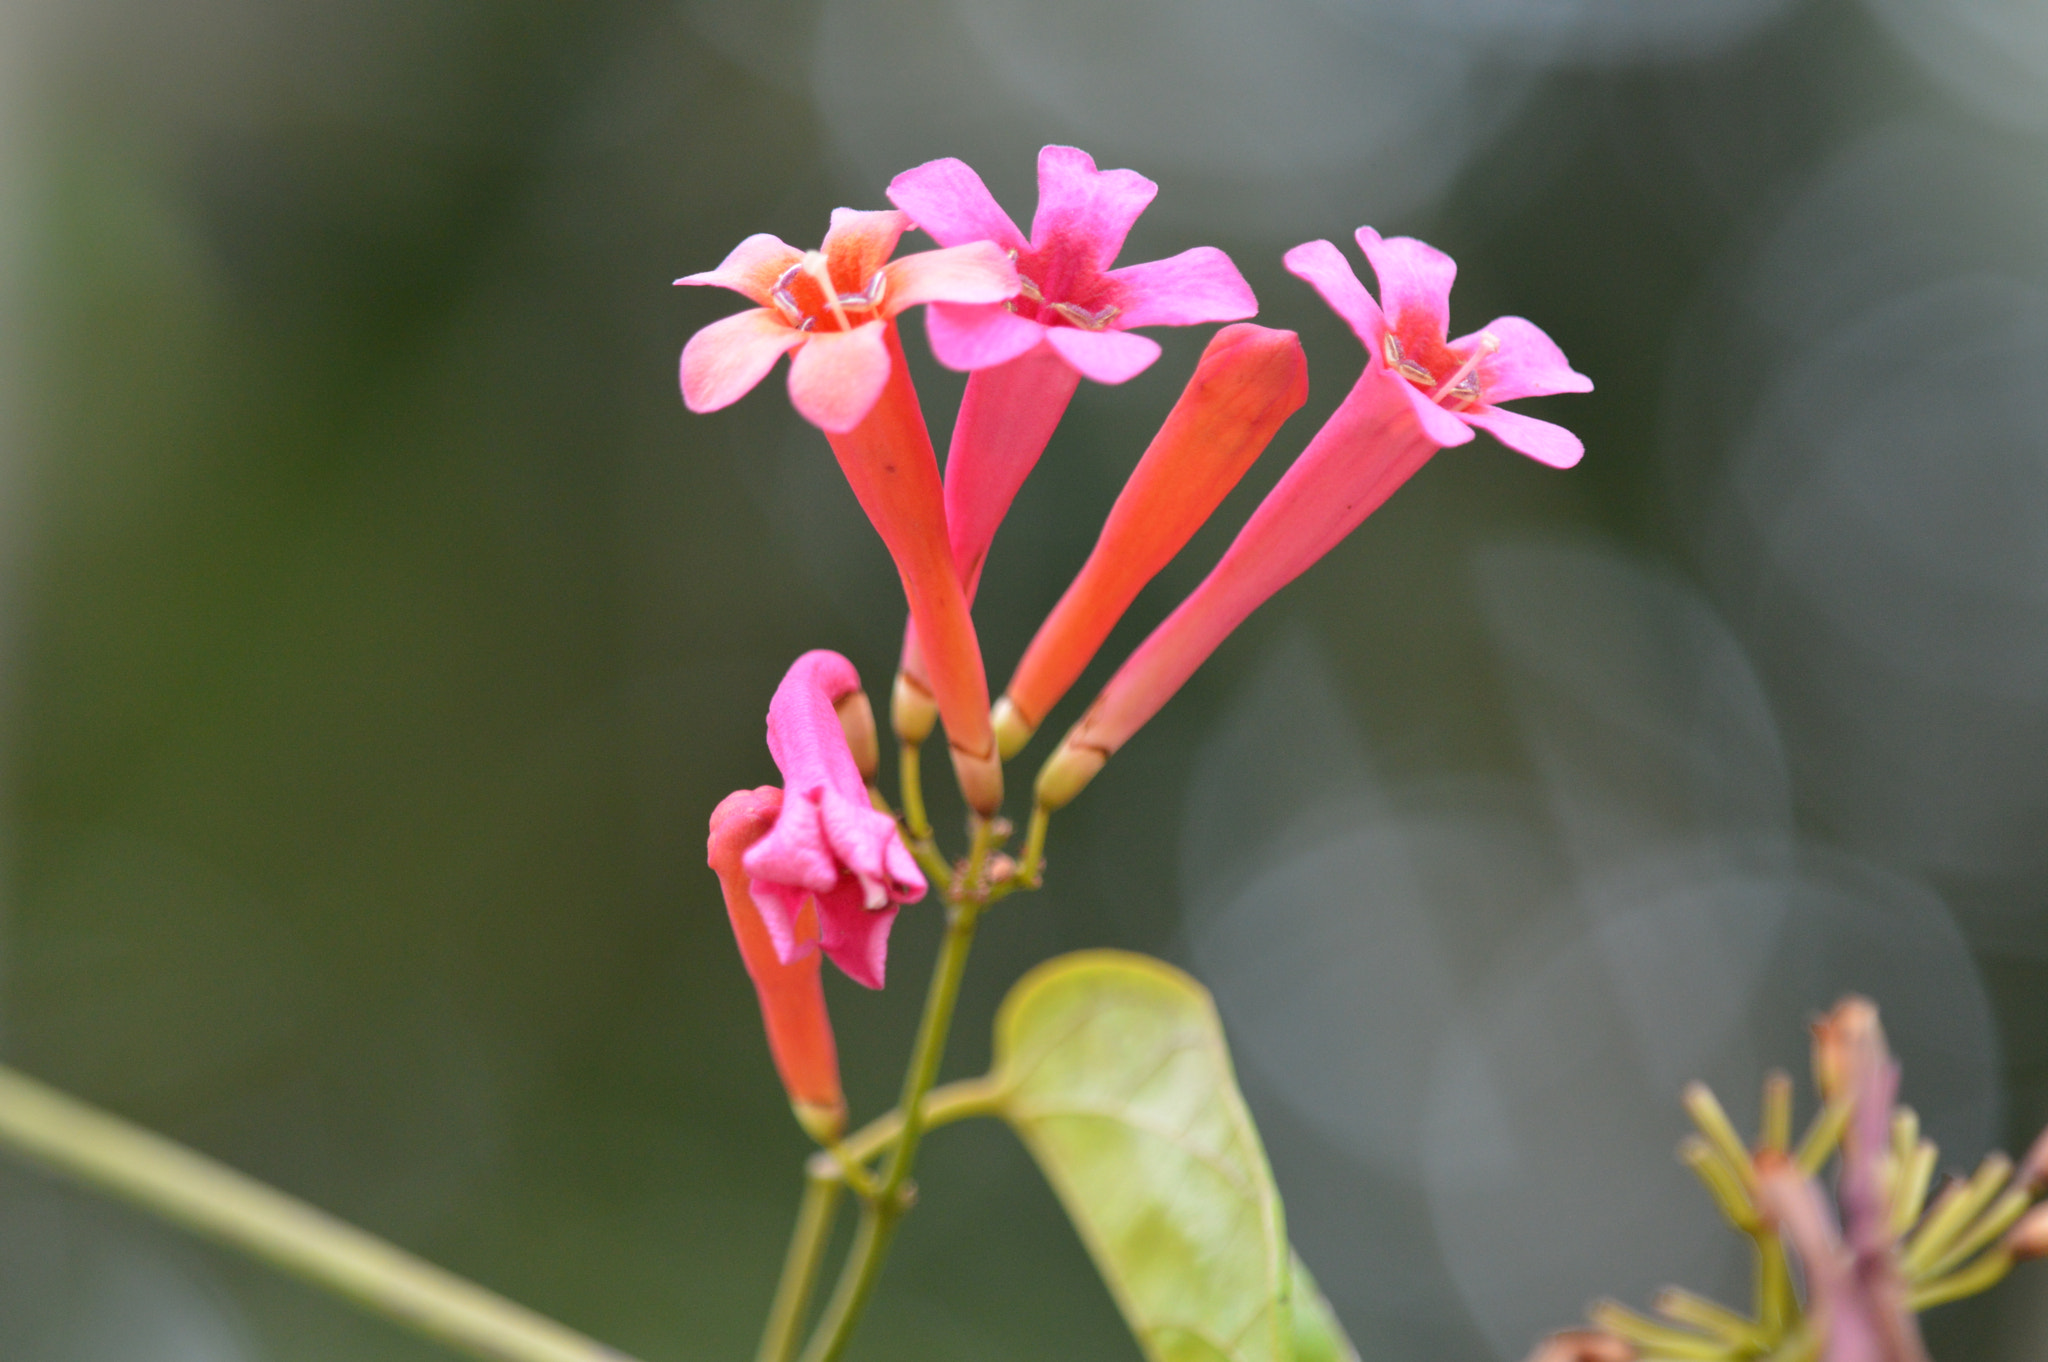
top-left (794, 1202), bottom-right (894, 1362)
top-left (795, 896), bottom-right (983, 1362)
top-left (820, 1076), bottom-right (1004, 1175)
top-left (1016, 803), bottom-right (1049, 887)
top-left (756, 1172), bottom-right (843, 1362)
top-left (898, 741), bottom-right (931, 842)
top-left (882, 899), bottom-right (981, 1194)
top-left (0, 1065), bottom-right (639, 1362)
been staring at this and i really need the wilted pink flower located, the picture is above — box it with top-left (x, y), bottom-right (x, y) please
top-left (677, 208), bottom-right (1017, 433)
top-left (883, 148), bottom-right (1257, 739)
top-left (1035, 228), bottom-right (1589, 807)
top-left (709, 786), bottom-right (845, 1141)
top-left (743, 651), bottom-right (926, 989)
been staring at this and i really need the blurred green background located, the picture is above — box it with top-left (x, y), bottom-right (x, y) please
top-left (2, 0), bottom-right (2046, 1358)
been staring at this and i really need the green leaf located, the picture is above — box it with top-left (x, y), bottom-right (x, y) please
top-left (990, 949), bottom-right (1358, 1362)
top-left (1289, 1253), bottom-right (1360, 1362)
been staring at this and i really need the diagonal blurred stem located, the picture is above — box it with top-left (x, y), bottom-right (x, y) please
top-left (795, 893), bottom-right (983, 1362)
top-left (0, 1065), bottom-right (640, 1362)
top-left (755, 1171), bottom-right (843, 1362)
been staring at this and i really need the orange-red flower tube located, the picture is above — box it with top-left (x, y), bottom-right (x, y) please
top-left (823, 324), bottom-right (1004, 813)
top-left (991, 323), bottom-right (1307, 757)
top-left (709, 786), bottom-right (845, 1143)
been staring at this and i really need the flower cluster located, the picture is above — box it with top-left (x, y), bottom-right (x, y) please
top-left (1538, 997), bottom-right (2048, 1362)
top-left (681, 147), bottom-right (1588, 1137)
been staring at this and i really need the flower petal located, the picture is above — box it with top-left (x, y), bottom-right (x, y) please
top-left (747, 880), bottom-right (821, 966)
top-left (817, 786), bottom-right (927, 903)
top-left (1357, 226), bottom-right (1454, 339)
top-left (1106, 246), bottom-right (1258, 329)
top-left (887, 157), bottom-right (1029, 252)
top-left (925, 302), bottom-right (1048, 371)
top-left (786, 322), bottom-right (892, 433)
top-left (1461, 404), bottom-right (1583, 468)
top-left (1283, 239), bottom-right (1385, 349)
top-left (1392, 375), bottom-right (1477, 448)
top-left (821, 208), bottom-right (912, 294)
top-left (1029, 145), bottom-right (1157, 272)
top-left (883, 241), bottom-right (1020, 313)
top-left (1043, 325), bottom-right (1162, 384)
top-left (681, 308), bottom-right (805, 413)
top-left (675, 233), bottom-right (803, 305)
top-left (1462, 315), bottom-right (1594, 402)
top-left (743, 791), bottom-right (839, 894)
top-left (812, 880), bottom-right (898, 990)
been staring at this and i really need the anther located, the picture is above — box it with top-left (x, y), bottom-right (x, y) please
top-left (1382, 332), bottom-right (1434, 385)
top-left (1048, 301), bottom-right (1119, 331)
top-left (772, 263), bottom-right (805, 326)
top-left (1431, 332), bottom-right (1498, 409)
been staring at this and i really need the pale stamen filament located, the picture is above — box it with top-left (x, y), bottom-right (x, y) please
top-left (800, 251), bottom-right (854, 331)
top-left (1431, 332), bottom-right (1499, 408)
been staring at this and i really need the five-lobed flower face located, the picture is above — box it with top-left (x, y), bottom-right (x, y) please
top-left (887, 145), bottom-right (1257, 384)
top-left (1285, 226), bottom-right (1592, 468)
top-left (678, 207), bottom-right (1018, 432)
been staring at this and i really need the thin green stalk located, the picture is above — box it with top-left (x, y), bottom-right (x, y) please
top-left (882, 899), bottom-right (981, 1193)
top-left (756, 1173), bottom-right (843, 1362)
top-left (1016, 803), bottom-right (1049, 887)
top-left (794, 1202), bottom-right (895, 1362)
top-left (0, 1065), bottom-right (638, 1362)
top-left (823, 1076), bottom-right (1005, 1175)
top-left (898, 741), bottom-right (931, 841)
top-left (795, 897), bottom-right (983, 1362)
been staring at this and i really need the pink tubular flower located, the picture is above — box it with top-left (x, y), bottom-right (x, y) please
top-left (742, 651), bottom-right (926, 990)
top-left (709, 787), bottom-right (845, 1142)
top-left (680, 213), bottom-right (1010, 809)
top-left (883, 147), bottom-right (1257, 739)
top-left (1035, 228), bottom-right (1590, 809)
top-left (677, 207), bottom-right (1017, 433)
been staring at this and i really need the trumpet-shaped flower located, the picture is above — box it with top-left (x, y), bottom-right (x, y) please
top-left (1036, 228), bottom-right (1589, 809)
top-left (992, 324), bottom-right (1307, 756)
top-left (884, 148), bottom-right (1257, 740)
top-left (709, 786), bottom-right (845, 1141)
top-left (680, 214), bottom-right (1010, 808)
top-left (742, 651), bottom-right (926, 989)
top-left (678, 207), bottom-right (1017, 433)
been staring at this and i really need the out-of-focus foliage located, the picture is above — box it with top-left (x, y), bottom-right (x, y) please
top-left (0, 0), bottom-right (2044, 1359)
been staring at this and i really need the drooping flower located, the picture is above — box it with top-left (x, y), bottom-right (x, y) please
top-left (883, 147), bottom-right (1257, 741)
top-left (678, 208), bottom-right (1017, 433)
top-left (742, 651), bottom-right (926, 989)
top-left (991, 323), bottom-right (1308, 757)
top-left (1035, 227), bottom-right (1590, 809)
top-left (679, 214), bottom-right (1011, 809)
top-left (709, 786), bottom-right (845, 1142)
